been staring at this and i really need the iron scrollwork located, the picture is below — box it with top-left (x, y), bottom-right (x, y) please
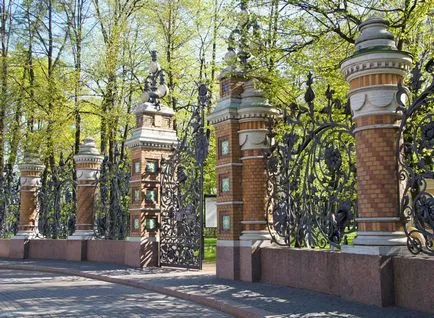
top-left (38, 154), bottom-right (76, 239)
top-left (266, 73), bottom-right (357, 249)
top-left (160, 84), bottom-right (210, 269)
top-left (0, 165), bottom-right (20, 238)
top-left (95, 149), bottom-right (130, 240)
top-left (397, 58), bottom-right (434, 256)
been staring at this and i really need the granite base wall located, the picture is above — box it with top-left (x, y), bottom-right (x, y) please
top-left (259, 245), bottom-right (433, 314)
top-left (0, 239), bottom-right (144, 268)
top-left (0, 239), bottom-right (27, 259)
top-left (393, 256), bottom-right (434, 314)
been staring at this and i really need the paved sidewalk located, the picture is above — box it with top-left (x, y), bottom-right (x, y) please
top-left (0, 259), bottom-right (432, 318)
top-left (0, 269), bottom-right (231, 318)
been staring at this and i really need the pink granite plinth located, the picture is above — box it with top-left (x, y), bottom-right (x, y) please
top-left (216, 244), bottom-right (240, 280)
top-left (0, 239), bottom-right (27, 259)
top-left (27, 240), bottom-right (86, 261)
top-left (393, 256), bottom-right (434, 314)
top-left (260, 245), bottom-right (395, 307)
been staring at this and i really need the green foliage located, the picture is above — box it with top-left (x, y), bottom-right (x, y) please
top-left (0, 0), bottom-right (433, 238)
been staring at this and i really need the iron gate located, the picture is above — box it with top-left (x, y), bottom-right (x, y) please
top-left (265, 73), bottom-right (358, 249)
top-left (159, 84), bottom-right (210, 269)
top-left (397, 59), bottom-right (434, 256)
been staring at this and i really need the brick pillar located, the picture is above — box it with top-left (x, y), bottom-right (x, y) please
top-left (69, 137), bottom-right (103, 240)
top-left (208, 74), bottom-right (244, 279)
top-left (237, 80), bottom-right (277, 281)
top-left (341, 17), bottom-right (412, 255)
top-left (125, 101), bottom-right (177, 267)
top-left (209, 75), bottom-right (277, 281)
top-left (13, 153), bottom-right (44, 239)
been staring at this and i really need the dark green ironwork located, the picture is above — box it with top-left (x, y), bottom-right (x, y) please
top-left (397, 58), bottom-right (434, 256)
top-left (265, 74), bottom-right (357, 249)
top-left (160, 84), bottom-right (210, 269)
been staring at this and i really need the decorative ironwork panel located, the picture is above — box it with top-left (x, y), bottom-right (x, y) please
top-left (397, 59), bottom-right (434, 256)
top-left (0, 166), bottom-right (20, 238)
top-left (265, 73), bottom-right (357, 249)
top-left (160, 84), bottom-right (210, 269)
top-left (95, 151), bottom-right (130, 240)
top-left (38, 154), bottom-right (76, 239)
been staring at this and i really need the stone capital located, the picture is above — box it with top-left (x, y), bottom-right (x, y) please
top-left (341, 16), bottom-right (412, 120)
top-left (125, 127), bottom-right (177, 149)
top-left (73, 137), bottom-right (104, 164)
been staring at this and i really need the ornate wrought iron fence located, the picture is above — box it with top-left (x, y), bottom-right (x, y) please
top-left (0, 165), bottom-right (20, 238)
top-left (95, 151), bottom-right (130, 240)
top-left (160, 84), bottom-right (210, 269)
top-left (265, 73), bottom-right (358, 249)
top-left (397, 59), bottom-right (434, 256)
top-left (38, 154), bottom-right (76, 239)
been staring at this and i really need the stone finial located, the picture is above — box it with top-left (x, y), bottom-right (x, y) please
top-left (239, 79), bottom-right (270, 109)
top-left (19, 152), bottom-right (44, 173)
top-left (340, 16), bottom-right (412, 120)
top-left (77, 137), bottom-right (100, 156)
top-left (74, 137), bottom-right (104, 166)
top-left (355, 16), bottom-right (396, 51)
top-left (133, 102), bottom-right (175, 117)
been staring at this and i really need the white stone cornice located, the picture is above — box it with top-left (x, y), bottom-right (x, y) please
top-left (125, 126), bottom-right (177, 149)
top-left (18, 163), bottom-right (45, 173)
top-left (73, 154), bottom-right (104, 164)
top-left (238, 106), bottom-right (278, 121)
top-left (341, 52), bottom-right (412, 82)
top-left (207, 107), bottom-right (239, 125)
top-left (208, 106), bottom-right (278, 125)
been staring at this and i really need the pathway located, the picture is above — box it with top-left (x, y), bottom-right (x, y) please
top-left (0, 259), bottom-right (431, 318)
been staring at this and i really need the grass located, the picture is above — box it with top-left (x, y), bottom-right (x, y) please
top-left (201, 232), bottom-right (358, 264)
top-left (204, 237), bottom-right (216, 263)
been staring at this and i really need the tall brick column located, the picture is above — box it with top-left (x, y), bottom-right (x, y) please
top-left (208, 71), bottom-right (244, 280)
top-left (237, 80), bottom-right (277, 281)
top-left (125, 101), bottom-right (177, 267)
top-left (13, 153), bottom-right (44, 239)
top-left (69, 137), bottom-right (103, 240)
top-left (341, 17), bottom-right (412, 254)
top-left (208, 69), bottom-right (277, 281)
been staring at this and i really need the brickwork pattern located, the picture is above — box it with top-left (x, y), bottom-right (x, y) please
top-left (354, 114), bottom-right (402, 232)
top-left (18, 190), bottom-right (37, 231)
top-left (216, 121), bottom-right (243, 240)
top-left (239, 121), bottom-right (267, 130)
top-left (241, 156), bottom-right (267, 231)
top-left (220, 78), bottom-right (244, 99)
top-left (18, 170), bottom-right (41, 232)
top-left (76, 182), bottom-right (97, 231)
top-left (350, 74), bottom-right (402, 90)
top-left (129, 146), bottom-right (172, 239)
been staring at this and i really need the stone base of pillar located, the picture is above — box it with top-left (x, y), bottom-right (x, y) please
top-left (140, 236), bottom-right (159, 267)
top-left (239, 230), bottom-right (271, 241)
top-left (341, 245), bottom-right (410, 256)
top-left (352, 231), bottom-right (407, 246)
top-left (216, 240), bottom-right (240, 280)
top-left (68, 230), bottom-right (95, 240)
top-left (12, 231), bottom-right (39, 240)
top-left (239, 239), bottom-right (271, 282)
top-left (342, 231), bottom-right (410, 256)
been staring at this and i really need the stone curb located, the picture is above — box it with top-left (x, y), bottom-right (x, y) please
top-left (0, 263), bottom-right (274, 318)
